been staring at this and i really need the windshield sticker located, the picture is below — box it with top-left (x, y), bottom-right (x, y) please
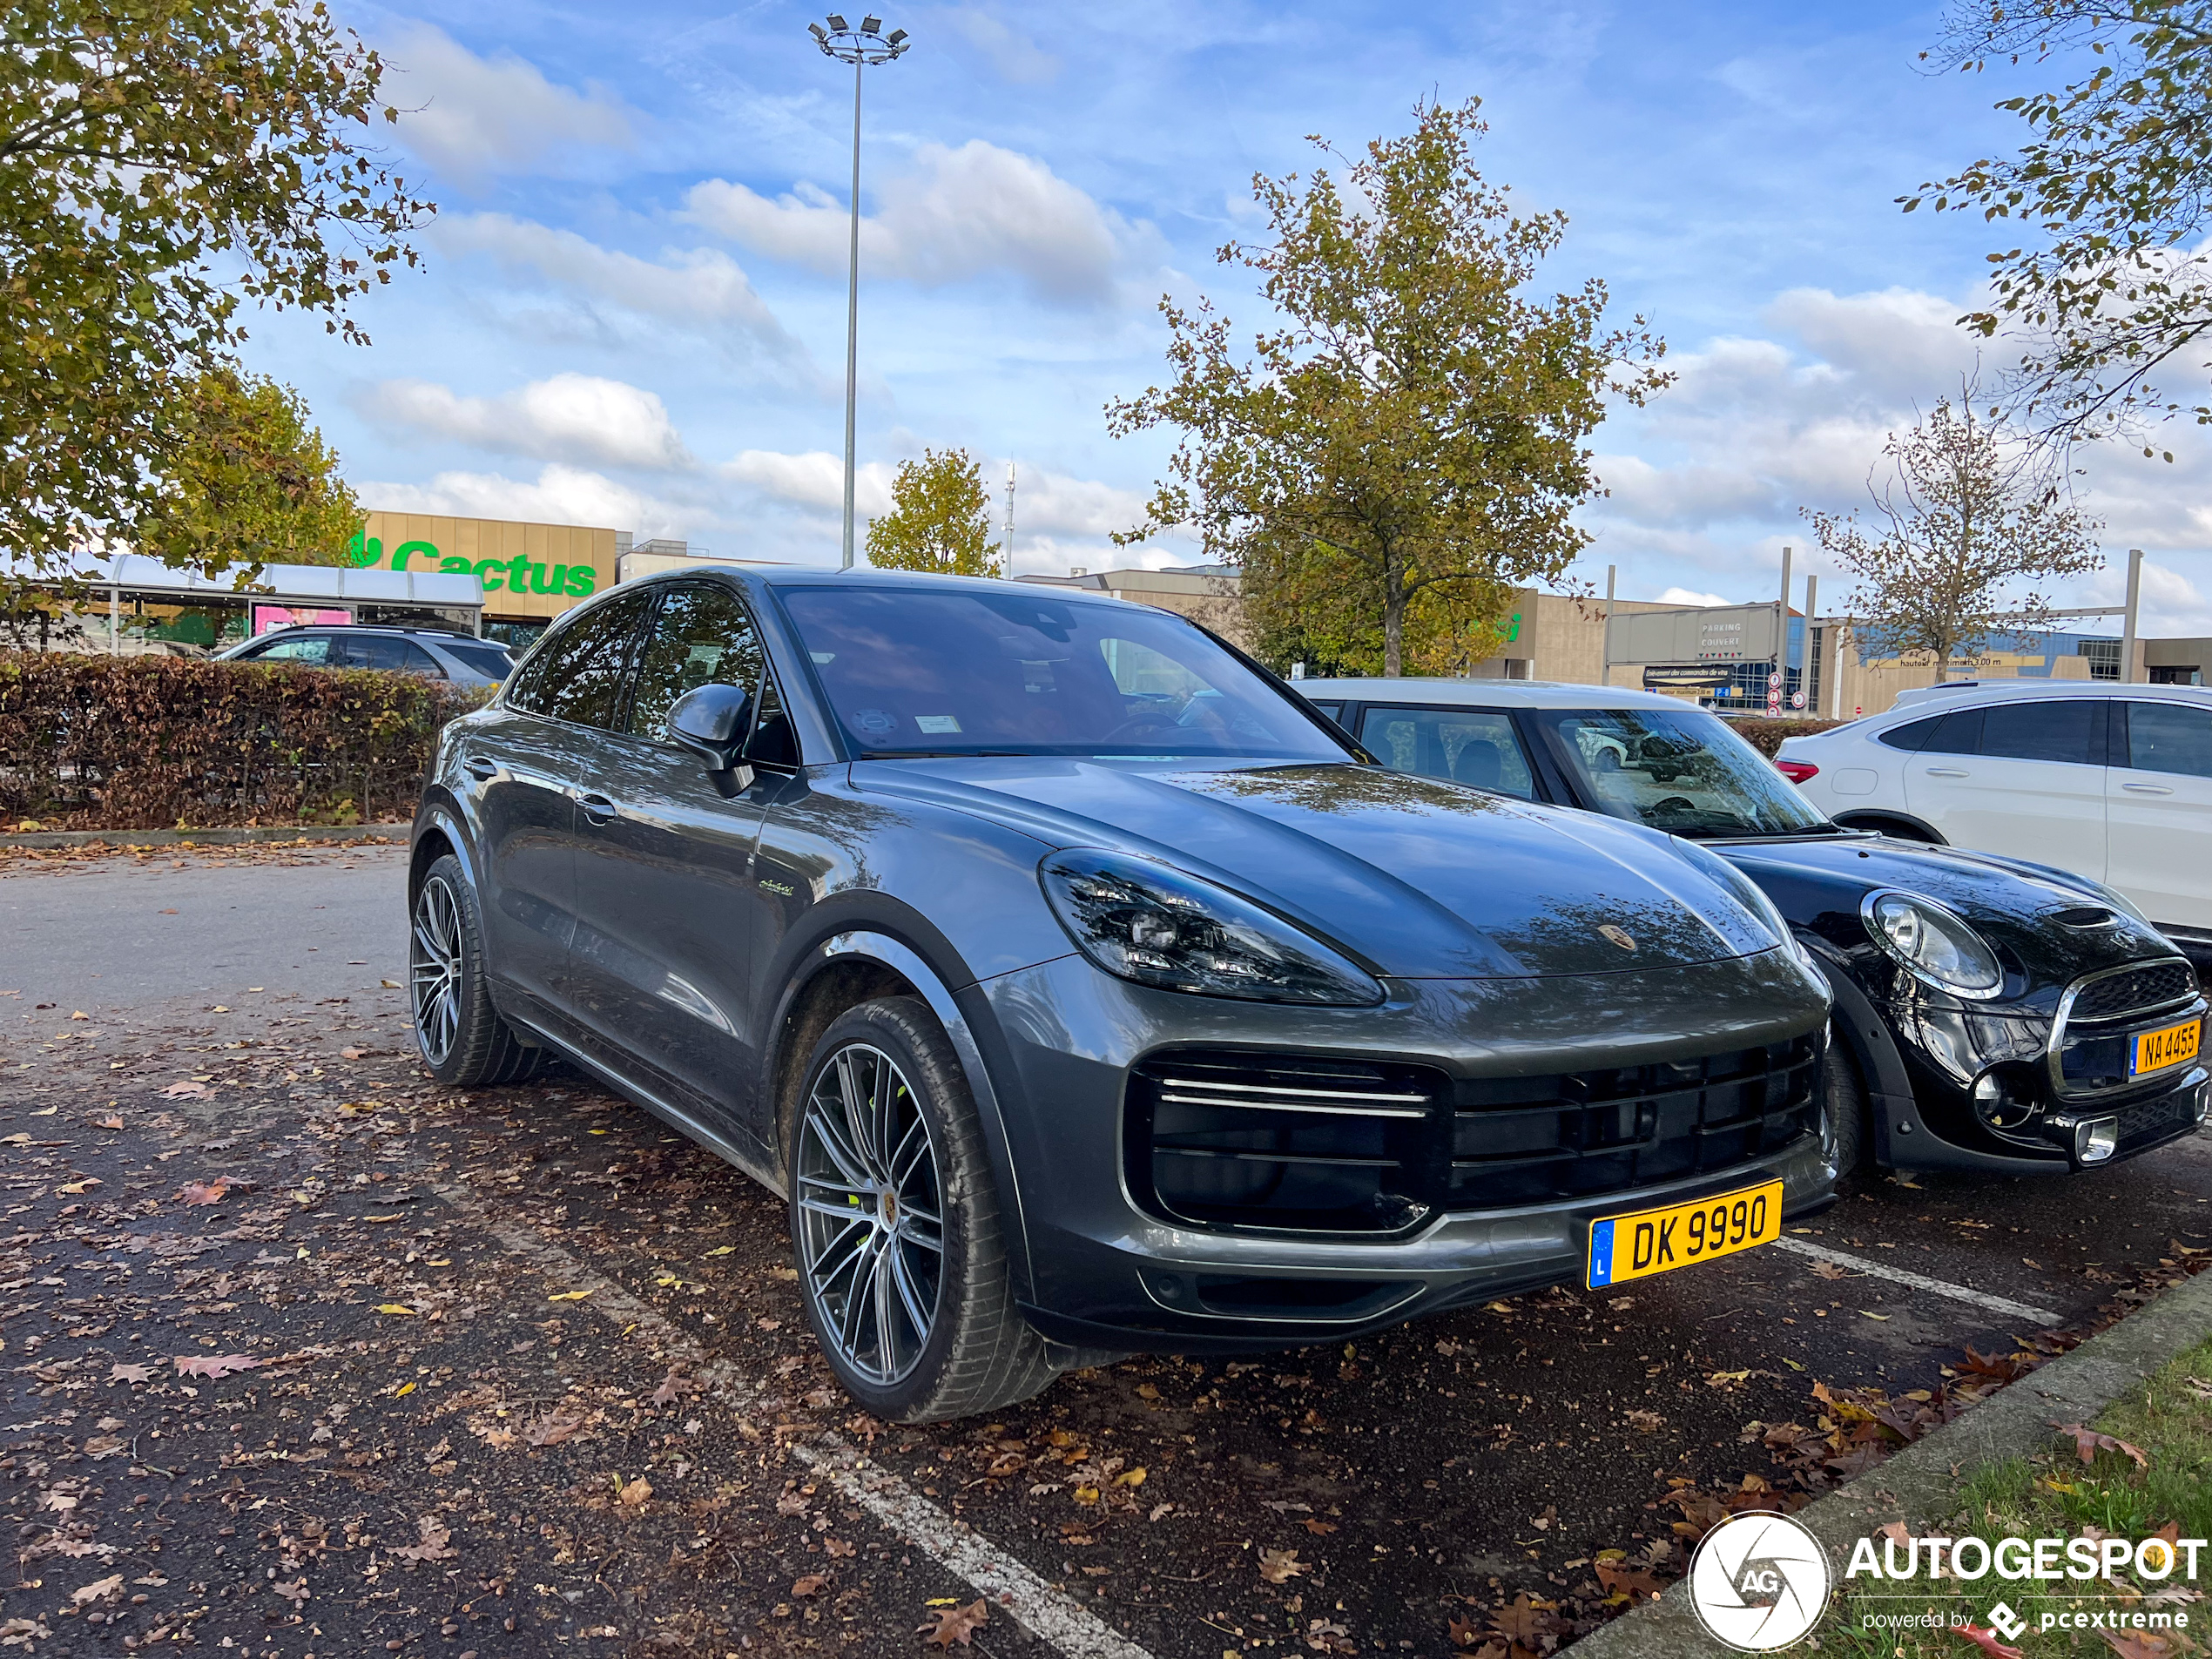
top-left (914, 715), bottom-right (963, 734)
top-left (853, 709), bottom-right (896, 735)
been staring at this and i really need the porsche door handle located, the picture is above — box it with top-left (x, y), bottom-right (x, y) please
top-left (462, 758), bottom-right (498, 780)
top-left (1923, 766), bottom-right (1969, 778)
top-left (578, 792), bottom-right (619, 824)
top-left (2122, 781), bottom-right (2175, 795)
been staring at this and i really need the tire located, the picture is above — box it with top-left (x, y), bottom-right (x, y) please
top-left (1818, 1026), bottom-right (1868, 1177)
top-left (409, 853), bottom-right (550, 1088)
top-left (788, 996), bottom-right (1059, 1423)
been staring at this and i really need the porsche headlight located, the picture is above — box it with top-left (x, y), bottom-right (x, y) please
top-left (1863, 891), bottom-right (2004, 998)
top-left (1040, 849), bottom-right (1382, 1006)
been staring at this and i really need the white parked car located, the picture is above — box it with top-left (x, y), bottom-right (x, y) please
top-left (1777, 681), bottom-right (2212, 951)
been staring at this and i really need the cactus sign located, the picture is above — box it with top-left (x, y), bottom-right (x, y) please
top-left (349, 513), bottom-right (617, 621)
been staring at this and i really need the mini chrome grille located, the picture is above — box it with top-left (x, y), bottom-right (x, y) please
top-left (2069, 961), bottom-right (2197, 1023)
top-left (1126, 1037), bottom-right (1823, 1238)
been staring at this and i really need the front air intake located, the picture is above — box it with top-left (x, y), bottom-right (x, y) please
top-left (1127, 1052), bottom-right (1449, 1236)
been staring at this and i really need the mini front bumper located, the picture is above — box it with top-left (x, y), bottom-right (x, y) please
top-left (967, 947), bottom-right (1836, 1351)
top-left (1878, 992), bottom-right (2209, 1176)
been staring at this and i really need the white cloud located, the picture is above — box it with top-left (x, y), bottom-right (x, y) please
top-left (723, 449), bottom-right (899, 517)
top-left (685, 140), bottom-right (1129, 304)
top-left (1001, 468), bottom-right (1148, 540)
top-left (1658, 587), bottom-right (1733, 607)
top-left (947, 10), bottom-right (1062, 84)
top-left (365, 374), bottom-right (692, 471)
top-left (359, 463), bottom-right (690, 541)
top-left (384, 24), bottom-right (633, 185)
top-left (435, 214), bottom-right (799, 357)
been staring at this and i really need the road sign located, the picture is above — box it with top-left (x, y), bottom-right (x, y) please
top-left (1768, 672), bottom-right (1783, 691)
top-left (1791, 691), bottom-right (1806, 710)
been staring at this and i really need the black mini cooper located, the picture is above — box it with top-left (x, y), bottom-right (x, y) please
top-left (1301, 678), bottom-right (2210, 1177)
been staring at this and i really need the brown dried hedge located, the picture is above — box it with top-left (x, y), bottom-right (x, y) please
top-left (1727, 716), bottom-right (1845, 757)
top-left (0, 651), bottom-right (482, 830)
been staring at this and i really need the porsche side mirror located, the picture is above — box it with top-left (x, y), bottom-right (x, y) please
top-left (667, 684), bottom-right (755, 788)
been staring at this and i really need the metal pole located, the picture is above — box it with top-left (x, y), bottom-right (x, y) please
top-left (1601, 563), bottom-right (1616, 687)
top-left (2121, 547), bottom-right (2143, 683)
top-left (840, 58), bottom-right (864, 571)
top-left (1774, 545), bottom-right (1791, 716)
top-left (1801, 574), bottom-right (1817, 714)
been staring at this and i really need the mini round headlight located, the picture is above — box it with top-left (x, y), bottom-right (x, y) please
top-left (1864, 891), bottom-right (2004, 998)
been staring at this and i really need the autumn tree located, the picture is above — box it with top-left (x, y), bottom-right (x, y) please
top-left (137, 369), bottom-right (361, 570)
top-left (1802, 388), bottom-right (2104, 674)
top-left (0, 0), bottom-right (428, 608)
top-left (865, 448), bottom-right (1001, 577)
top-left (1107, 98), bottom-right (1667, 677)
top-left (1911, 2), bottom-right (2212, 447)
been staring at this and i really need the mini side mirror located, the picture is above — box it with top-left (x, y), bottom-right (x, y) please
top-left (667, 683), bottom-right (754, 780)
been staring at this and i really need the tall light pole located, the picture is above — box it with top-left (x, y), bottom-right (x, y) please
top-left (809, 15), bottom-right (909, 570)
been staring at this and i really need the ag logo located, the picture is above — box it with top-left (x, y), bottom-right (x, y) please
top-left (1688, 1510), bottom-right (1831, 1651)
top-left (1598, 923), bottom-right (1637, 952)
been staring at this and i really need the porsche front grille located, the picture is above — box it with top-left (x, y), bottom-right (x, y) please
top-left (1127, 1036), bottom-right (1823, 1238)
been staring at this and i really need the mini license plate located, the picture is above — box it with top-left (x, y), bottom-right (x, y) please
top-left (2134, 1017), bottom-right (2203, 1077)
top-left (1586, 1179), bottom-right (1783, 1289)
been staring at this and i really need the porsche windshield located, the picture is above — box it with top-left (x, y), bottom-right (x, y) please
top-left (1530, 706), bottom-right (1832, 838)
top-left (778, 586), bottom-right (1350, 761)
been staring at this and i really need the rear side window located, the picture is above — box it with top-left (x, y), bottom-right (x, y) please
top-left (507, 592), bottom-right (652, 729)
top-left (341, 634), bottom-right (445, 677)
top-left (2124, 701), bottom-right (2212, 778)
top-left (1303, 699), bottom-right (1346, 725)
top-left (442, 641), bottom-right (516, 680)
top-left (1978, 699), bottom-right (2105, 765)
top-left (1878, 715), bottom-right (1939, 752)
top-left (252, 635), bottom-right (334, 664)
top-left (1359, 705), bottom-right (1536, 799)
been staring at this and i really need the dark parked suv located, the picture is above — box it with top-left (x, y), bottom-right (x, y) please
top-left (408, 570), bottom-right (1834, 1420)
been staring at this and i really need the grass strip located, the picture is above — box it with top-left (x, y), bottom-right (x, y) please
top-left (1819, 1334), bottom-right (2212, 1656)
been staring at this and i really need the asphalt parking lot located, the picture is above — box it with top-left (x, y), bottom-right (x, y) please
top-left (1, 842), bottom-right (2207, 1657)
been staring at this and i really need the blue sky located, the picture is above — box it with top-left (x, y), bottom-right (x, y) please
top-left (251, 1), bottom-right (2212, 633)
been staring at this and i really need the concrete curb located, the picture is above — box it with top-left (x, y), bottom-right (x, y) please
top-left (1566, 1264), bottom-right (2212, 1656)
top-left (0, 824), bottom-right (409, 850)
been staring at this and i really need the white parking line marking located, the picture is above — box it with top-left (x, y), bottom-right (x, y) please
top-left (1770, 1236), bottom-right (2064, 1326)
top-left (434, 1184), bottom-right (1157, 1659)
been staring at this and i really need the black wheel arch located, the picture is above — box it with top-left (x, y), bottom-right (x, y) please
top-left (1801, 938), bottom-right (1917, 1170)
top-left (755, 899), bottom-right (1038, 1305)
top-left (1830, 809), bottom-right (1946, 845)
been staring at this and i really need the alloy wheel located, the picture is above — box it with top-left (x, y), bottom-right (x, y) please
top-left (410, 875), bottom-right (464, 1068)
top-left (795, 1042), bottom-right (946, 1386)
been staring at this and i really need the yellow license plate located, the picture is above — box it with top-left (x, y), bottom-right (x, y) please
top-left (1587, 1179), bottom-right (1783, 1289)
top-left (2134, 1017), bottom-right (2203, 1076)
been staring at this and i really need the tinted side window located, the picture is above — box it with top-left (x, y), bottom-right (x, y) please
top-left (2125, 701), bottom-right (2212, 779)
top-left (1303, 699), bottom-right (1346, 724)
top-left (1978, 699), bottom-right (2103, 765)
top-left (625, 585), bottom-right (765, 741)
top-left (508, 593), bottom-right (651, 728)
top-left (442, 641), bottom-right (516, 680)
top-left (1878, 716), bottom-right (1939, 752)
top-left (341, 635), bottom-right (445, 677)
top-left (1919, 709), bottom-right (1984, 756)
top-left (1358, 705), bottom-right (1536, 799)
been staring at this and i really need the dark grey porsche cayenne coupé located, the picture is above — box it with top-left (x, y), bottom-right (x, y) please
top-left (408, 570), bottom-right (1835, 1421)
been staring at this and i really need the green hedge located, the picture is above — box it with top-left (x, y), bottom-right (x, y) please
top-left (0, 651), bottom-right (482, 829)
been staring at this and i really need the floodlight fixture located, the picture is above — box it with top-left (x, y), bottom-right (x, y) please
top-left (811, 14), bottom-right (912, 569)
